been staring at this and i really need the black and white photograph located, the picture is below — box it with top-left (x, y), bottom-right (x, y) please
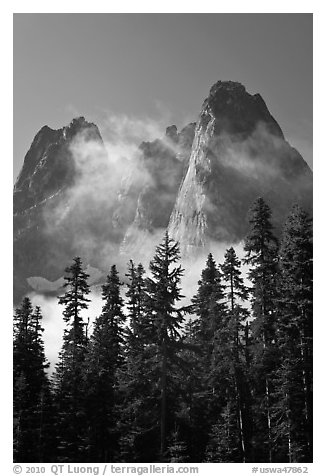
top-left (12, 10), bottom-right (313, 467)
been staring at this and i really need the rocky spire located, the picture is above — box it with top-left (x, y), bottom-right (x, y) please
top-left (168, 81), bottom-right (312, 254)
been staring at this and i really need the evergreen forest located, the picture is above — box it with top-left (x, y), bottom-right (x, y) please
top-left (13, 198), bottom-right (313, 463)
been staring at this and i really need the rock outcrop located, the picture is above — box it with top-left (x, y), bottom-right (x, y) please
top-left (120, 123), bottom-right (196, 257)
top-left (13, 117), bottom-right (109, 301)
top-left (13, 81), bottom-right (312, 303)
top-left (168, 81), bottom-right (312, 253)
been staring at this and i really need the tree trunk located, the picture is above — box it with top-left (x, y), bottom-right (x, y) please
top-left (265, 377), bottom-right (272, 463)
top-left (235, 379), bottom-right (246, 462)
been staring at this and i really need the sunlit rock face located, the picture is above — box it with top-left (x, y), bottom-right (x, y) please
top-left (13, 115), bottom-right (196, 303)
top-left (120, 123), bottom-right (196, 258)
top-left (13, 81), bottom-right (312, 303)
top-left (168, 81), bottom-right (312, 255)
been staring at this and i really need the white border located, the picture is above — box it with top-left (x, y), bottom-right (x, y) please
top-left (2, 3), bottom-right (323, 474)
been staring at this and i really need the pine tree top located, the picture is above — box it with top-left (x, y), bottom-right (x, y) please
top-left (244, 197), bottom-right (278, 265)
top-left (58, 256), bottom-right (91, 322)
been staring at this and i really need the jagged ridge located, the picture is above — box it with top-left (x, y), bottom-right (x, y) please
top-left (13, 81), bottom-right (312, 302)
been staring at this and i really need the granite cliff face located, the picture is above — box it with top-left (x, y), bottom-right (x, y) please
top-left (120, 123), bottom-right (196, 257)
top-left (13, 81), bottom-right (312, 302)
top-left (13, 117), bottom-right (195, 302)
top-left (14, 118), bottom-right (98, 214)
top-left (13, 117), bottom-right (111, 301)
top-left (168, 81), bottom-right (312, 253)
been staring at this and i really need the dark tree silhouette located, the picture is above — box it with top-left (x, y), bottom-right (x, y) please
top-left (52, 257), bottom-right (90, 462)
top-left (84, 265), bottom-right (125, 462)
top-left (272, 205), bottom-right (313, 462)
top-left (244, 197), bottom-right (279, 462)
top-left (13, 299), bottom-right (52, 462)
top-left (145, 232), bottom-right (185, 460)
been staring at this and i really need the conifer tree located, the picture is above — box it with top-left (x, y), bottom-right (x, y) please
top-left (244, 198), bottom-right (279, 342)
top-left (145, 232), bottom-right (185, 460)
top-left (85, 265), bottom-right (125, 462)
top-left (219, 247), bottom-right (251, 462)
top-left (53, 257), bottom-right (90, 462)
top-left (125, 261), bottom-right (147, 338)
top-left (205, 403), bottom-right (239, 462)
top-left (118, 261), bottom-right (159, 462)
top-left (13, 298), bottom-right (52, 462)
top-left (175, 319), bottom-right (210, 462)
top-left (192, 253), bottom-right (225, 347)
top-left (272, 205), bottom-right (313, 462)
top-left (244, 197), bottom-right (279, 462)
top-left (201, 249), bottom-right (250, 463)
top-left (14, 297), bottom-right (34, 382)
top-left (12, 200), bottom-right (312, 464)
top-left (190, 253), bottom-right (227, 461)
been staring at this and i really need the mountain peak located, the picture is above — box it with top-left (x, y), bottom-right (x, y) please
top-left (14, 116), bottom-right (104, 215)
top-left (209, 80), bottom-right (246, 97)
top-left (66, 116), bottom-right (88, 130)
top-left (168, 81), bottom-right (312, 252)
top-left (63, 116), bottom-right (101, 140)
top-left (13, 82), bottom-right (312, 303)
top-left (201, 80), bottom-right (284, 138)
top-left (70, 115), bottom-right (87, 124)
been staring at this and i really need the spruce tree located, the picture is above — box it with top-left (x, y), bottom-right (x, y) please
top-left (84, 264), bottom-right (125, 462)
top-left (118, 261), bottom-right (159, 462)
top-left (243, 197), bottom-right (279, 462)
top-left (190, 253), bottom-right (227, 461)
top-left (273, 205), bottom-right (313, 462)
top-left (125, 261), bottom-right (147, 338)
top-left (219, 247), bottom-right (251, 462)
top-left (244, 198), bottom-right (278, 341)
top-left (192, 253), bottom-right (225, 347)
top-left (205, 403), bottom-right (239, 462)
top-left (202, 249), bottom-right (250, 463)
top-left (13, 298), bottom-right (52, 462)
top-left (175, 319), bottom-right (210, 462)
top-left (53, 256), bottom-right (90, 462)
top-left (145, 232), bottom-right (185, 460)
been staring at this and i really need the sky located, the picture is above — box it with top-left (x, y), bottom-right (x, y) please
top-left (13, 13), bottom-right (313, 180)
